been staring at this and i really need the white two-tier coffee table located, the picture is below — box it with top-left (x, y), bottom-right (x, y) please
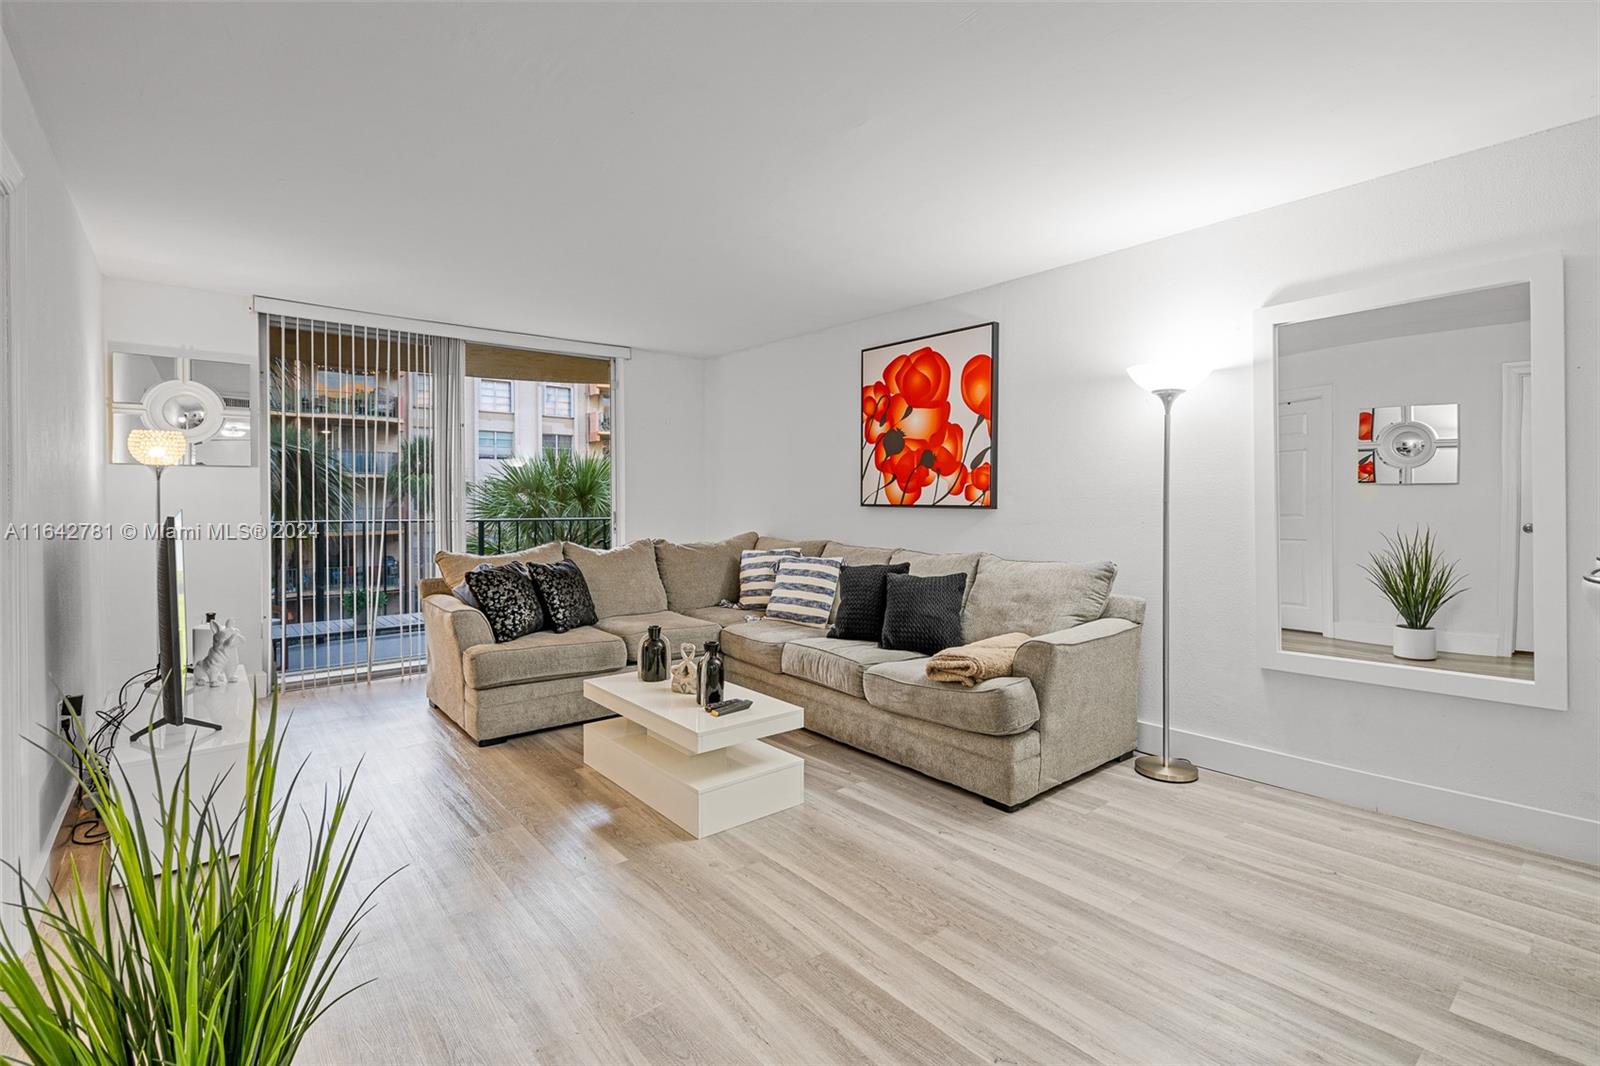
top-left (581, 673), bottom-right (804, 838)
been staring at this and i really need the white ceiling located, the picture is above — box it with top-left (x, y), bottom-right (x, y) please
top-left (4, 3), bottom-right (1596, 356)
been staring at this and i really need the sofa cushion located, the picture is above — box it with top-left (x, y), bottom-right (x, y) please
top-left (738, 547), bottom-right (802, 609)
top-left (816, 543), bottom-right (896, 621)
top-left (564, 539), bottom-right (669, 618)
top-left (463, 562), bottom-right (545, 643)
top-left (450, 563), bottom-right (494, 610)
top-left (527, 559), bottom-right (600, 633)
top-left (962, 556), bottom-right (1118, 642)
top-left (593, 611), bottom-right (722, 663)
top-left (462, 626), bottom-right (627, 689)
top-left (830, 562), bottom-right (909, 642)
top-left (681, 605), bottom-right (761, 627)
top-left (862, 658), bottom-right (1041, 736)
top-left (435, 541), bottom-right (562, 588)
top-left (881, 572), bottom-right (966, 655)
top-left (766, 555), bottom-right (843, 628)
top-left (889, 549), bottom-right (982, 605)
top-left (755, 535), bottom-right (829, 556)
top-left (821, 541), bottom-right (896, 566)
top-left (654, 532), bottom-right (759, 611)
top-left (718, 618), bottom-right (825, 673)
top-left (780, 637), bottom-right (921, 699)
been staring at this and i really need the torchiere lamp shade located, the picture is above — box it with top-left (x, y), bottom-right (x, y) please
top-left (127, 429), bottom-right (188, 467)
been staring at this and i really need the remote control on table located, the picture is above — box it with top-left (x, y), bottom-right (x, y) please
top-left (706, 698), bottom-right (752, 717)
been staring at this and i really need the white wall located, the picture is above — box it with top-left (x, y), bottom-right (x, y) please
top-left (1280, 320), bottom-right (1529, 651)
top-left (703, 119), bottom-right (1599, 860)
top-left (1, 30), bottom-right (103, 893)
top-left (618, 350), bottom-right (706, 544)
top-left (98, 279), bottom-right (263, 688)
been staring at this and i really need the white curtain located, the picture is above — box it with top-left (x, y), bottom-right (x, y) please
top-left (429, 336), bottom-right (467, 555)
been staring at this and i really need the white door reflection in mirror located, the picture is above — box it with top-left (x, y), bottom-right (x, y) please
top-left (1278, 390), bottom-right (1330, 636)
top-left (1515, 373), bottom-right (1534, 653)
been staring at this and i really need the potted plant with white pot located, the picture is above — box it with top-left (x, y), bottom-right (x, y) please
top-left (1360, 527), bottom-right (1467, 661)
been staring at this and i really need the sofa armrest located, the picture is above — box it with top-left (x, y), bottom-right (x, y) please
top-left (1012, 618), bottom-right (1142, 788)
top-left (1101, 594), bottom-right (1146, 624)
top-left (423, 592), bottom-right (493, 654)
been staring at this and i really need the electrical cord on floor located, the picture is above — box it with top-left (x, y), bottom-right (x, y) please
top-left (68, 815), bottom-right (109, 846)
top-left (68, 665), bottom-right (163, 847)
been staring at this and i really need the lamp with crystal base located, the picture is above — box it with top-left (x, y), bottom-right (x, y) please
top-left (1125, 363), bottom-right (1210, 784)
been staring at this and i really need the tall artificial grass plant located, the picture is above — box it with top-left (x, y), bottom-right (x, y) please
top-left (0, 689), bottom-right (388, 1064)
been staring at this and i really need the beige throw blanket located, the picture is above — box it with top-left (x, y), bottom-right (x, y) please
top-left (925, 632), bottom-right (1031, 687)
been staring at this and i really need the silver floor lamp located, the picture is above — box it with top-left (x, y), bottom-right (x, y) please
top-left (1126, 363), bottom-right (1210, 784)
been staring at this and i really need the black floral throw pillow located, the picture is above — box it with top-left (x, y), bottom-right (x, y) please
top-left (463, 563), bottom-right (545, 644)
top-left (528, 559), bottom-right (599, 633)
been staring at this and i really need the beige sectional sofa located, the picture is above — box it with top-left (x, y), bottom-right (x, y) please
top-left (420, 532), bottom-right (1144, 809)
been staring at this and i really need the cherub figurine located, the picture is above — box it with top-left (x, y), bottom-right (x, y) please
top-left (194, 617), bottom-right (245, 687)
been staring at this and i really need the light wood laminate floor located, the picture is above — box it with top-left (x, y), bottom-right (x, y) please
top-left (52, 678), bottom-right (1600, 1064)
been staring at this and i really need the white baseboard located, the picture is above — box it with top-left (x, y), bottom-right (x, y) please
top-left (1138, 721), bottom-right (1598, 864)
top-left (1332, 621), bottom-right (1501, 658)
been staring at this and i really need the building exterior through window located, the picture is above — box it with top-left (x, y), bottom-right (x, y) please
top-left (465, 377), bottom-right (609, 482)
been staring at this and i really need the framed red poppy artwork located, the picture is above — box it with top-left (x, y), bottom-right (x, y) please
top-left (861, 322), bottom-right (996, 508)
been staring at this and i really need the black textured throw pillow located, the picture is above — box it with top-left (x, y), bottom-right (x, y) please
top-left (830, 562), bottom-right (910, 642)
top-left (527, 559), bottom-right (599, 633)
top-left (880, 572), bottom-right (966, 655)
top-left (463, 563), bottom-right (544, 644)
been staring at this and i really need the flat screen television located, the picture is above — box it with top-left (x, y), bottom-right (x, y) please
top-left (129, 512), bottom-right (218, 743)
top-left (156, 512), bottom-right (187, 728)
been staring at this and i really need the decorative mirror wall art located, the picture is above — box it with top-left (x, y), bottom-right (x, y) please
top-left (1355, 402), bottom-right (1459, 483)
top-left (108, 345), bottom-right (256, 467)
top-left (860, 323), bottom-right (996, 508)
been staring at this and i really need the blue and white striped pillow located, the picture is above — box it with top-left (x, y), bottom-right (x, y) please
top-left (766, 556), bottom-right (844, 628)
top-left (738, 548), bottom-right (801, 609)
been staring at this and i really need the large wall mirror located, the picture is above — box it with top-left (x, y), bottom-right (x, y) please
top-left (1254, 255), bottom-right (1567, 709)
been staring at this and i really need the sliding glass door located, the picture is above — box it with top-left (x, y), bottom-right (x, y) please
top-left (264, 316), bottom-right (439, 682)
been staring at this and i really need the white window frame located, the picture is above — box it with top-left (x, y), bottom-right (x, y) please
top-left (478, 378), bottom-right (512, 413)
top-left (478, 429), bottom-right (514, 459)
top-left (542, 384), bottom-right (573, 418)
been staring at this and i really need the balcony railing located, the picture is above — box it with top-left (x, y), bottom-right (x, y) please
top-left (270, 388), bottom-right (400, 418)
top-left (469, 516), bottom-right (611, 554)
top-left (340, 451), bottom-right (398, 475)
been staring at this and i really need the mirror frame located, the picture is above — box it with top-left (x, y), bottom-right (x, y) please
top-left (1253, 253), bottom-right (1567, 710)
